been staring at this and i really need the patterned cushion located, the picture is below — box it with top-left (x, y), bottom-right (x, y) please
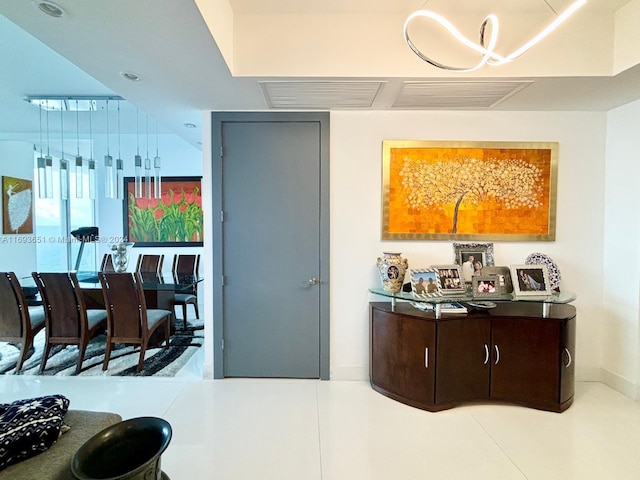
top-left (0, 395), bottom-right (70, 470)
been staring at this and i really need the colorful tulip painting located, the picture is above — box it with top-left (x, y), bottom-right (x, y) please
top-left (124, 176), bottom-right (203, 246)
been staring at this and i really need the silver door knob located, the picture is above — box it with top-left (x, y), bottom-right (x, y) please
top-left (303, 277), bottom-right (319, 286)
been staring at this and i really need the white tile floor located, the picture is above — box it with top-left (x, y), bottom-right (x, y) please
top-left (1, 359), bottom-right (638, 480)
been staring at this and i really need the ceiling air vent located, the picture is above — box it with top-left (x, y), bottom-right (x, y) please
top-left (260, 81), bottom-right (385, 109)
top-left (392, 81), bottom-right (533, 109)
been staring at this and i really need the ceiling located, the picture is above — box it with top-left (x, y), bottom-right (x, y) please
top-left (0, 0), bottom-right (639, 152)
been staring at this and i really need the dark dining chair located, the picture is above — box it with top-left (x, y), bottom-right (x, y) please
top-left (170, 254), bottom-right (200, 329)
top-left (31, 272), bottom-right (107, 374)
top-left (0, 272), bottom-right (46, 373)
top-left (100, 253), bottom-right (116, 272)
top-left (98, 272), bottom-right (171, 373)
top-left (135, 254), bottom-right (164, 274)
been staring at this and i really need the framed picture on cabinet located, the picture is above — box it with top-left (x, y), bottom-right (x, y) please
top-left (453, 242), bottom-right (495, 283)
top-left (472, 276), bottom-right (501, 298)
top-left (431, 264), bottom-right (466, 294)
top-left (510, 264), bottom-right (552, 296)
top-left (409, 269), bottom-right (442, 298)
top-left (481, 266), bottom-right (513, 293)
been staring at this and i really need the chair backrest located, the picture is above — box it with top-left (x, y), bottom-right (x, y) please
top-left (32, 272), bottom-right (86, 338)
top-left (136, 254), bottom-right (164, 274)
top-left (0, 272), bottom-right (28, 338)
top-left (171, 254), bottom-right (200, 276)
top-left (98, 272), bottom-right (148, 339)
top-left (100, 253), bottom-right (116, 272)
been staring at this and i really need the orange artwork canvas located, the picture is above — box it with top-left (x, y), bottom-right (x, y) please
top-left (382, 141), bottom-right (557, 241)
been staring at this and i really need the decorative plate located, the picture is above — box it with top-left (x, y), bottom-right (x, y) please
top-left (467, 301), bottom-right (497, 309)
top-left (525, 252), bottom-right (561, 290)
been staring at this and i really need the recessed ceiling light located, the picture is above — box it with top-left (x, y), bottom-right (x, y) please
top-left (184, 123), bottom-right (197, 129)
top-left (37, 1), bottom-right (65, 17)
top-left (120, 71), bottom-right (142, 82)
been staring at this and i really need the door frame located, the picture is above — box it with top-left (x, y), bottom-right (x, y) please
top-left (210, 112), bottom-right (330, 379)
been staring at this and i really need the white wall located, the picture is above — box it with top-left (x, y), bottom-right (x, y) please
top-left (0, 141), bottom-right (37, 277)
top-left (329, 110), bottom-right (608, 381)
top-left (603, 99), bottom-right (640, 398)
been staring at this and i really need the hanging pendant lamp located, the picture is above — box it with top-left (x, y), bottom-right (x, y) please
top-left (104, 99), bottom-right (116, 199)
top-left (134, 108), bottom-right (143, 199)
top-left (75, 101), bottom-right (84, 198)
top-left (59, 106), bottom-right (68, 201)
top-left (43, 100), bottom-right (54, 198)
top-left (36, 103), bottom-right (47, 199)
top-left (116, 101), bottom-right (124, 200)
top-left (154, 119), bottom-right (161, 199)
top-left (144, 114), bottom-right (152, 199)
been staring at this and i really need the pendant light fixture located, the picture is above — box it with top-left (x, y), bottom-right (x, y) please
top-left (134, 108), bottom-right (143, 198)
top-left (116, 100), bottom-right (124, 200)
top-left (104, 99), bottom-right (115, 199)
top-left (59, 106), bottom-right (68, 201)
top-left (75, 100), bottom-right (83, 198)
top-left (44, 100), bottom-right (53, 198)
top-left (144, 114), bottom-right (152, 199)
top-left (154, 119), bottom-right (161, 199)
top-left (36, 102), bottom-right (47, 198)
top-left (403, 0), bottom-right (587, 72)
top-left (88, 104), bottom-right (96, 200)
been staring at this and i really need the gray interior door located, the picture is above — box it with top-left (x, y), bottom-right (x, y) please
top-left (211, 112), bottom-right (329, 379)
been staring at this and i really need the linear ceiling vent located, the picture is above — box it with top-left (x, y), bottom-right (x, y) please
top-left (391, 81), bottom-right (533, 109)
top-left (260, 81), bottom-right (386, 109)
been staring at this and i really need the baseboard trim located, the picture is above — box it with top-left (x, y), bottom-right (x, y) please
top-left (599, 367), bottom-right (639, 401)
top-left (203, 362), bottom-right (214, 379)
top-left (330, 365), bottom-right (368, 381)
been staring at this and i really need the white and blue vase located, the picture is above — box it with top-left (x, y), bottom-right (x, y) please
top-left (376, 252), bottom-right (408, 293)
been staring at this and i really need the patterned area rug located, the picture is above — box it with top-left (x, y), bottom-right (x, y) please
top-left (0, 320), bottom-right (203, 377)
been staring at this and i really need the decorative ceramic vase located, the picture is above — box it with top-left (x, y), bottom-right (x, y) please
top-left (376, 252), bottom-right (408, 293)
top-left (111, 242), bottom-right (135, 273)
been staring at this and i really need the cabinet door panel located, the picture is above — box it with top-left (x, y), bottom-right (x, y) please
top-left (371, 309), bottom-right (435, 404)
top-left (436, 317), bottom-right (491, 404)
top-left (491, 317), bottom-right (560, 405)
top-left (560, 316), bottom-right (576, 404)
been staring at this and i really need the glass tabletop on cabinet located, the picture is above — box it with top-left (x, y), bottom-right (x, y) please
top-left (369, 288), bottom-right (576, 304)
top-left (369, 288), bottom-right (576, 319)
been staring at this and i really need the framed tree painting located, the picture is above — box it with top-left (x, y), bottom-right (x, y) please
top-left (381, 141), bottom-right (558, 241)
top-left (2, 176), bottom-right (33, 234)
top-left (123, 176), bottom-right (203, 246)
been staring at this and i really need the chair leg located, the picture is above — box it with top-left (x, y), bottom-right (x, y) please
top-left (164, 320), bottom-right (170, 348)
top-left (182, 304), bottom-right (187, 330)
top-left (39, 342), bottom-right (52, 374)
top-left (16, 338), bottom-right (31, 373)
top-left (76, 340), bottom-right (89, 374)
top-left (193, 301), bottom-right (200, 320)
top-left (137, 340), bottom-right (147, 373)
top-left (103, 340), bottom-right (113, 371)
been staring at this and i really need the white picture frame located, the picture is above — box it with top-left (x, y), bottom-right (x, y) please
top-left (510, 264), bottom-right (552, 296)
top-left (431, 264), bottom-right (466, 295)
top-left (409, 269), bottom-right (442, 298)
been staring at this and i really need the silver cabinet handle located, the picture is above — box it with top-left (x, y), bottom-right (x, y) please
top-left (425, 347), bottom-right (429, 369)
top-left (564, 348), bottom-right (572, 368)
top-left (302, 277), bottom-right (319, 286)
top-left (483, 344), bottom-right (489, 364)
top-left (494, 344), bottom-right (500, 365)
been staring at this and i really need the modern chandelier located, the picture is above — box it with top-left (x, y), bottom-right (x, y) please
top-left (403, 0), bottom-right (587, 72)
top-left (27, 96), bottom-right (161, 200)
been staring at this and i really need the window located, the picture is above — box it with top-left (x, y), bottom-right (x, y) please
top-left (33, 154), bottom-right (96, 271)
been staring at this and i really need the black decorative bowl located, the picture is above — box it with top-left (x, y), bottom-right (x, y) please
top-left (72, 417), bottom-right (172, 480)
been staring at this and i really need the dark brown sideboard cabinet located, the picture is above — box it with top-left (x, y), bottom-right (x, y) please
top-left (370, 302), bottom-right (576, 412)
